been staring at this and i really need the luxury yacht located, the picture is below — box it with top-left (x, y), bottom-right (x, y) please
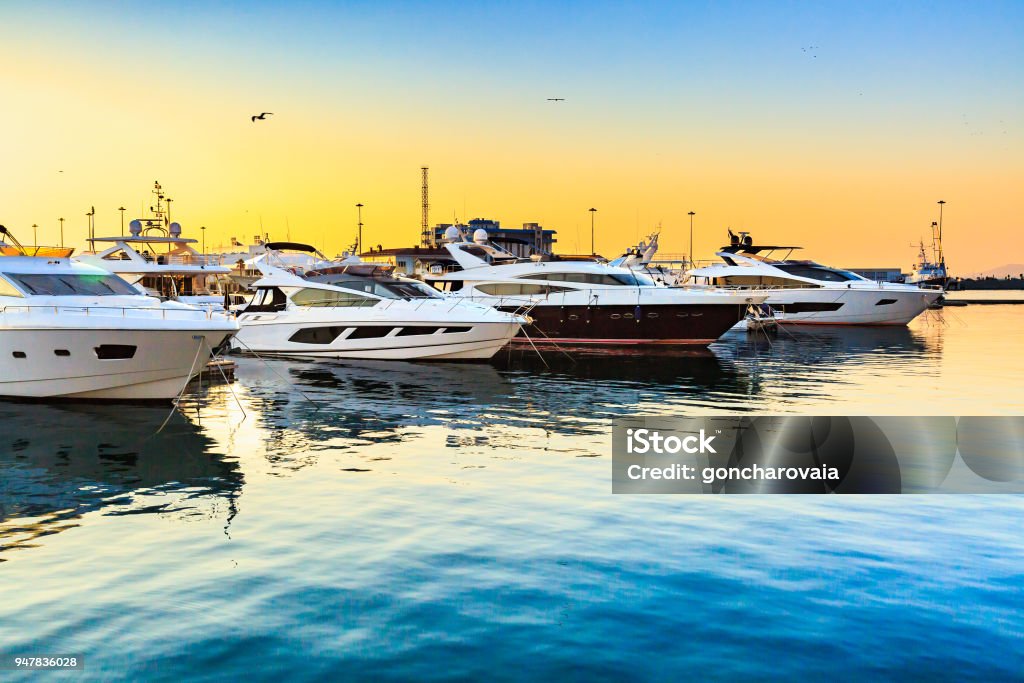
top-left (424, 227), bottom-right (765, 346)
top-left (0, 228), bottom-right (238, 400)
top-left (76, 182), bottom-right (237, 308)
top-left (686, 232), bottom-right (942, 325)
top-left (232, 243), bottom-right (524, 360)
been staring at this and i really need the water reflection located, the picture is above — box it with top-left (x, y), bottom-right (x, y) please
top-left (217, 350), bottom-right (748, 459)
top-left (194, 324), bottom-right (947, 467)
top-left (720, 323), bottom-right (936, 361)
top-left (0, 403), bottom-right (242, 560)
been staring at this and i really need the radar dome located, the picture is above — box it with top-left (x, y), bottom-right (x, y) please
top-left (129, 219), bottom-right (143, 236)
top-left (444, 225), bottom-right (461, 242)
top-left (169, 222), bottom-right (182, 237)
top-left (473, 228), bottom-right (489, 244)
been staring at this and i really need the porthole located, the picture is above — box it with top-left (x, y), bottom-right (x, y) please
top-left (646, 312), bottom-right (659, 319)
top-left (54, 349), bottom-right (71, 357)
top-left (610, 314), bottom-right (621, 320)
top-left (95, 344), bottom-right (137, 360)
top-left (12, 351), bottom-right (26, 359)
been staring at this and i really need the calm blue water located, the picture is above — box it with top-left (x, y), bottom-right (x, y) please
top-left (2, 306), bottom-right (1023, 680)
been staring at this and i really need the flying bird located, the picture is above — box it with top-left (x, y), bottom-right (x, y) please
top-left (547, 98), bottom-right (565, 102)
top-left (251, 112), bottom-right (274, 122)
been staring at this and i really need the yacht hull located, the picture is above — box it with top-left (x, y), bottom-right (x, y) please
top-left (499, 302), bottom-right (748, 345)
top-left (0, 329), bottom-right (234, 400)
top-left (763, 288), bottom-right (941, 325)
top-left (233, 320), bottom-right (521, 361)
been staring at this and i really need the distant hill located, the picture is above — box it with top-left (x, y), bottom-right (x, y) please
top-left (966, 263), bottom-right (1024, 279)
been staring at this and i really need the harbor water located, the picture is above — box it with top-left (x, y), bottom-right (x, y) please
top-left (2, 305), bottom-right (1023, 679)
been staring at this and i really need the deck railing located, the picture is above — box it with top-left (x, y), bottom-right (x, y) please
top-left (0, 304), bottom-right (232, 320)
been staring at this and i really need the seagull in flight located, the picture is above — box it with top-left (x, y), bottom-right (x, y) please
top-left (251, 112), bottom-right (274, 122)
top-left (547, 98), bottom-right (565, 102)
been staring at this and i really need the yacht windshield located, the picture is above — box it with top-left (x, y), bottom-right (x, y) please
top-left (612, 271), bottom-right (657, 286)
top-left (774, 264), bottom-right (864, 283)
top-left (7, 273), bottom-right (140, 296)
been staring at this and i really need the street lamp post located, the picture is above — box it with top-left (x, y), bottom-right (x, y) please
top-left (31, 223), bottom-right (38, 247)
top-left (688, 211), bottom-right (696, 268)
top-left (118, 206), bottom-right (126, 235)
top-left (59, 217), bottom-right (64, 248)
top-left (589, 207), bottom-right (597, 255)
top-left (936, 199), bottom-right (946, 264)
top-left (201, 226), bottom-right (206, 255)
top-left (356, 203), bottom-right (364, 254)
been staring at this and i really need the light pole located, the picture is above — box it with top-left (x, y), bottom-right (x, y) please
top-left (589, 207), bottom-right (597, 255)
top-left (936, 199), bottom-right (946, 265)
top-left (31, 223), bottom-right (38, 247)
top-left (59, 217), bottom-right (64, 248)
top-left (201, 225), bottom-right (206, 255)
top-left (118, 206), bottom-right (126, 235)
top-left (356, 203), bottom-right (364, 254)
top-left (688, 211), bottom-right (696, 268)
top-left (86, 207), bottom-right (95, 241)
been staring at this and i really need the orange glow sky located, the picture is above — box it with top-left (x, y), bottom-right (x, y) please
top-left (1, 2), bottom-right (1021, 273)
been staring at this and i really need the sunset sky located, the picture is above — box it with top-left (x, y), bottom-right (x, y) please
top-left (1, 1), bottom-right (1021, 273)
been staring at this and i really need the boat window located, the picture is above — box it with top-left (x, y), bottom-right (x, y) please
top-left (431, 280), bottom-right (463, 293)
top-left (289, 287), bottom-right (377, 307)
top-left (519, 272), bottom-right (648, 286)
top-left (347, 327), bottom-right (394, 339)
top-left (475, 283), bottom-right (572, 296)
top-left (246, 287), bottom-right (288, 312)
top-left (610, 272), bottom-right (657, 287)
top-left (95, 344), bottom-right (137, 360)
top-left (710, 275), bottom-right (821, 289)
top-left (774, 264), bottom-right (863, 282)
top-left (0, 275), bottom-right (24, 297)
top-left (6, 273), bottom-right (139, 296)
top-left (396, 326), bottom-right (440, 336)
top-left (319, 278), bottom-right (441, 299)
top-left (288, 327), bottom-right (347, 344)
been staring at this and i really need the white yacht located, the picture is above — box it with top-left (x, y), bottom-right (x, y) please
top-left (232, 244), bottom-right (524, 360)
top-left (0, 229), bottom-right (238, 400)
top-left (425, 228), bottom-right (765, 346)
top-left (686, 232), bottom-right (942, 325)
top-left (76, 182), bottom-right (235, 308)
